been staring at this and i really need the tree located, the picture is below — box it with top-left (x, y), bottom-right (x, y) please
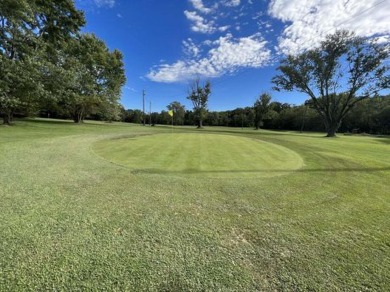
top-left (272, 30), bottom-right (389, 137)
top-left (0, 0), bottom-right (85, 124)
top-left (205, 111), bottom-right (219, 126)
top-left (57, 34), bottom-right (125, 123)
top-left (253, 93), bottom-right (272, 130)
top-left (123, 109), bottom-right (143, 123)
top-left (167, 101), bottom-right (185, 125)
top-left (341, 95), bottom-right (390, 134)
top-left (187, 79), bottom-right (211, 128)
top-left (0, 54), bottom-right (43, 124)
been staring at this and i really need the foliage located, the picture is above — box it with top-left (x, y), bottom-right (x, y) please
top-left (56, 34), bottom-right (126, 123)
top-left (0, 54), bottom-right (43, 123)
top-left (254, 93), bottom-right (272, 130)
top-left (122, 109), bottom-right (143, 124)
top-left (167, 101), bottom-right (186, 125)
top-left (0, 0), bottom-right (125, 125)
top-left (341, 95), bottom-right (390, 134)
top-left (121, 95), bottom-right (390, 134)
top-left (0, 0), bottom-right (85, 124)
top-left (273, 30), bottom-right (390, 137)
top-left (187, 78), bottom-right (211, 128)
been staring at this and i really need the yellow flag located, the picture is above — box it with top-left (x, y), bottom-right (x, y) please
top-left (168, 110), bottom-right (174, 117)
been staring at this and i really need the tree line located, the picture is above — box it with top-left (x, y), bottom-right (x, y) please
top-left (116, 94), bottom-right (389, 134)
top-left (0, 0), bottom-right (125, 125)
top-left (90, 31), bottom-right (389, 136)
top-left (2, 1), bottom-right (388, 139)
top-left (116, 29), bottom-right (390, 136)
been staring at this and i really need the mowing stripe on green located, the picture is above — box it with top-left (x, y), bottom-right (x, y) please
top-left (93, 133), bottom-right (304, 178)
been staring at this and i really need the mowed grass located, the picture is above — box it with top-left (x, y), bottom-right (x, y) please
top-left (0, 118), bottom-right (389, 291)
top-left (93, 133), bottom-right (303, 178)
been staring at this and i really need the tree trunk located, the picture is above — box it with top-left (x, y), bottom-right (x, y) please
top-left (325, 119), bottom-right (341, 137)
top-left (326, 128), bottom-right (337, 137)
top-left (73, 108), bottom-right (84, 123)
top-left (2, 112), bottom-right (13, 125)
top-left (197, 119), bottom-right (203, 128)
top-left (73, 114), bottom-right (81, 123)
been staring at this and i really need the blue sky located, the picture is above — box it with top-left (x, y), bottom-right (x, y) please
top-left (75, 0), bottom-right (390, 112)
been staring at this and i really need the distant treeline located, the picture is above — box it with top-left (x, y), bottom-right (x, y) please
top-left (39, 95), bottom-right (390, 134)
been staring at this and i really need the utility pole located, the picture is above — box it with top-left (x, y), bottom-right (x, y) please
top-left (149, 101), bottom-right (152, 126)
top-left (142, 89), bottom-right (146, 126)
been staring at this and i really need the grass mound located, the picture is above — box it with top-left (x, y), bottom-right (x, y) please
top-left (93, 133), bottom-right (303, 178)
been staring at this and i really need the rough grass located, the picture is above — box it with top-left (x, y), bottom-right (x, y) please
top-left (0, 118), bottom-right (389, 291)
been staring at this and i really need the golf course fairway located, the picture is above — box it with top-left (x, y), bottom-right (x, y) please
top-left (93, 133), bottom-right (304, 178)
top-left (1, 119), bottom-right (389, 291)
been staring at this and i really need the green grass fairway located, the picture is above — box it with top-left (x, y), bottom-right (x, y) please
top-left (0, 119), bottom-right (389, 291)
top-left (93, 133), bottom-right (303, 178)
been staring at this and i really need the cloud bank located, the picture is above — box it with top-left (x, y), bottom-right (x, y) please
top-left (147, 34), bottom-right (270, 83)
top-left (147, 0), bottom-right (390, 83)
top-left (269, 0), bottom-right (390, 54)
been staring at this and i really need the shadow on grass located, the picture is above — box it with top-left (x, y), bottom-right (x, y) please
top-left (19, 118), bottom-right (74, 125)
top-left (132, 166), bottom-right (390, 175)
top-left (21, 118), bottom-right (122, 127)
top-left (156, 125), bottom-right (335, 139)
top-left (375, 136), bottom-right (390, 144)
top-left (157, 125), bottom-right (390, 141)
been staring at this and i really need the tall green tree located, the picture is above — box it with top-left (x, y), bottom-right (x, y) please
top-left (254, 93), bottom-right (272, 130)
top-left (0, 0), bottom-right (85, 124)
top-left (272, 30), bottom-right (389, 137)
top-left (167, 101), bottom-right (185, 125)
top-left (57, 34), bottom-right (125, 123)
top-left (187, 78), bottom-right (211, 128)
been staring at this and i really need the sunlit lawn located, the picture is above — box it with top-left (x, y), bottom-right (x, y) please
top-left (0, 118), bottom-right (389, 290)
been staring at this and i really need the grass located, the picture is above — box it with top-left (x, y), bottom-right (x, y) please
top-left (0, 118), bottom-right (389, 291)
top-left (93, 133), bottom-right (303, 178)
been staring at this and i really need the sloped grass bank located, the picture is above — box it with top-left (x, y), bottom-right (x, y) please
top-left (0, 119), bottom-right (389, 290)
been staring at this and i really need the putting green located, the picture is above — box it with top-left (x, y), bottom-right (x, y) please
top-left (93, 133), bottom-right (304, 178)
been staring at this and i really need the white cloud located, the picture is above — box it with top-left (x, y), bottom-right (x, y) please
top-left (222, 0), bottom-right (241, 7)
top-left (269, 0), bottom-right (390, 55)
top-left (124, 86), bottom-right (137, 92)
top-left (147, 34), bottom-right (271, 83)
top-left (93, 0), bottom-right (115, 8)
top-left (189, 0), bottom-right (213, 14)
top-left (184, 10), bottom-right (216, 34)
top-left (183, 38), bottom-right (201, 58)
top-left (218, 25), bottom-right (230, 32)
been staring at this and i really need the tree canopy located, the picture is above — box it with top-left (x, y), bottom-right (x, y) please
top-left (272, 30), bottom-right (389, 137)
top-left (0, 0), bottom-right (125, 125)
top-left (254, 93), bottom-right (272, 130)
top-left (167, 101), bottom-right (186, 126)
top-left (187, 79), bottom-right (211, 128)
